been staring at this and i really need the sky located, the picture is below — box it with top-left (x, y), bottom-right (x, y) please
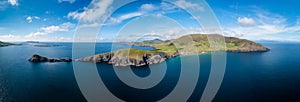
top-left (0, 0), bottom-right (299, 42)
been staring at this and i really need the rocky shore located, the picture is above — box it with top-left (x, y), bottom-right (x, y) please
top-left (78, 49), bottom-right (175, 67)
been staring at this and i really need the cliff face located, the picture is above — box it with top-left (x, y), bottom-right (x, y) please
top-left (230, 42), bottom-right (270, 52)
top-left (223, 36), bottom-right (270, 52)
top-left (78, 49), bottom-right (169, 67)
top-left (79, 34), bottom-right (270, 67)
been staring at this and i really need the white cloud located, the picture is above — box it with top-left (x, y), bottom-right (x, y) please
top-left (41, 22), bottom-right (74, 33)
top-left (25, 32), bottom-right (46, 38)
top-left (78, 22), bottom-right (100, 28)
top-left (0, 34), bottom-right (20, 39)
top-left (106, 3), bottom-right (179, 25)
top-left (160, 2), bottom-right (177, 11)
top-left (0, 23), bottom-right (76, 42)
top-left (257, 25), bottom-right (283, 33)
top-left (109, 12), bottom-right (143, 24)
top-left (118, 12), bottom-right (144, 21)
top-left (41, 26), bottom-right (65, 33)
top-left (174, 0), bottom-right (204, 11)
top-left (68, 1), bottom-right (183, 26)
top-left (58, 0), bottom-right (76, 3)
top-left (237, 17), bottom-right (256, 27)
top-left (140, 4), bottom-right (156, 11)
top-left (223, 8), bottom-right (300, 40)
top-left (25, 22), bottom-right (75, 38)
top-left (222, 30), bottom-right (244, 37)
top-left (106, 4), bottom-right (154, 25)
top-left (26, 16), bottom-right (40, 23)
top-left (254, 9), bottom-right (286, 25)
top-left (8, 0), bottom-right (18, 6)
top-left (26, 17), bottom-right (32, 23)
top-left (0, 34), bottom-right (22, 41)
top-left (67, 0), bottom-right (113, 22)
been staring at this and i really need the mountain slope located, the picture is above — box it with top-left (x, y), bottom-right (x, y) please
top-left (132, 34), bottom-right (269, 55)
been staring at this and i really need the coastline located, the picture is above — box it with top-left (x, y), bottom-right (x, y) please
top-left (27, 34), bottom-right (270, 67)
top-left (28, 45), bottom-right (268, 67)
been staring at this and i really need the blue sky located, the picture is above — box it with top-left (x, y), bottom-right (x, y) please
top-left (0, 0), bottom-right (299, 42)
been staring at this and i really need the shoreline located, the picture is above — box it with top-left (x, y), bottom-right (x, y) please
top-left (28, 34), bottom-right (270, 67)
top-left (28, 49), bottom-right (269, 67)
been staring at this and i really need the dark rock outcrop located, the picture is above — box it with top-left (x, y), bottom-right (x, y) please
top-left (78, 52), bottom-right (169, 67)
top-left (28, 54), bottom-right (72, 63)
top-left (28, 54), bottom-right (48, 62)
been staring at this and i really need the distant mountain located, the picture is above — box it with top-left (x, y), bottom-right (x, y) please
top-left (26, 41), bottom-right (39, 43)
top-left (142, 38), bottom-right (165, 44)
top-left (79, 34), bottom-right (270, 67)
top-left (0, 41), bottom-right (16, 47)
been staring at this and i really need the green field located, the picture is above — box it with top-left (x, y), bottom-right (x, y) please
top-left (100, 34), bottom-right (269, 59)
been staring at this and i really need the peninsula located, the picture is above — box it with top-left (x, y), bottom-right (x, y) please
top-left (78, 34), bottom-right (270, 67)
top-left (0, 41), bottom-right (17, 47)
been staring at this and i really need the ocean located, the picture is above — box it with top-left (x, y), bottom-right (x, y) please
top-left (0, 42), bottom-right (299, 102)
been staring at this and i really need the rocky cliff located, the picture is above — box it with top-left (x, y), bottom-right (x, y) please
top-left (78, 48), bottom-right (169, 67)
top-left (28, 54), bottom-right (72, 63)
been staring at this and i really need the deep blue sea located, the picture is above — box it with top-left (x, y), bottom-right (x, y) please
top-left (0, 42), bottom-right (299, 102)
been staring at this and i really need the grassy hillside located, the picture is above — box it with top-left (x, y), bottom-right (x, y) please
top-left (132, 34), bottom-right (269, 55)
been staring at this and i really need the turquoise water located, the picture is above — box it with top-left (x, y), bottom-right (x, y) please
top-left (0, 42), bottom-right (299, 102)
